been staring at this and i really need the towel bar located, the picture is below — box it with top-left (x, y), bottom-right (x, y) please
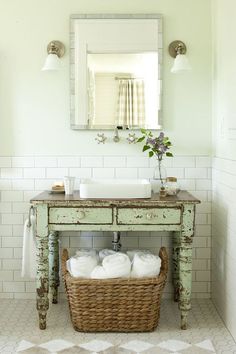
top-left (27, 205), bottom-right (35, 227)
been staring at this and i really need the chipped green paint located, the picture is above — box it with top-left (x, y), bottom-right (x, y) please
top-left (173, 231), bottom-right (180, 302)
top-left (178, 204), bottom-right (195, 330)
top-left (36, 203), bottom-right (49, 330)
top-left (49, 207), bottom-right (112, 224)
top-left (49, 223), bottom-right (181, 232)
top-left (117, 207), bottom-right (181, 225)
top-left (32, 191), bottom-right (199, 330)
top-left (49, 231), bottom-right (59, 304)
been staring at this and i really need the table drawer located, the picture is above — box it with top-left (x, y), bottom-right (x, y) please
top-left (117, 207), bottom-right (181, 225)
top-left (49, 207), bottom-right (112, 224)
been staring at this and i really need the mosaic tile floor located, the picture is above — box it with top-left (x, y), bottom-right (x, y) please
top-left (0, 299), bottom-right (235, 354)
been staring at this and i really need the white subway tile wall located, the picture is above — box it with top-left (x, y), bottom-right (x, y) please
top-left (212, 157), bottom-right (236, 338)
top-left (0, 155), bottom-right (212, 299)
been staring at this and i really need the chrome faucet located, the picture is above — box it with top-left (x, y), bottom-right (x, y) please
top-left (113, 127), bottom-right (120, 143)
top-left (112, 231), bottom-right (122, 252)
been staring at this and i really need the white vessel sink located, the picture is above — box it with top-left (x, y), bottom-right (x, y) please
top-left (80, 179), bottom-right (151, 199)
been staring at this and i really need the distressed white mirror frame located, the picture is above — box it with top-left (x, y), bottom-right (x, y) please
top-left (70, 14), bottom-right (163, 130)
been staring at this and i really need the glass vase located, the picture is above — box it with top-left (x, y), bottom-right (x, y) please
top-left (152, 159), bottom-right (167, 194)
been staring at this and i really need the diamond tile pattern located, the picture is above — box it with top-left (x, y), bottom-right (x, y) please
top-left (39, 339), bottom-right (75, 352)
top-left (182, 348), bottom-right (214, 354)
top-left (20, 348), bottom-right (49, 354)
top-left (1, 299), bottom-right (235, 354)
top-left (14, 336), bottom-right (224, 353)
top-left (79, 340), bottom-right (113, 352)
top-left (16, 340), bottom-right (36, 352)
top-left (157, 339), bottom-right (191, 352)
top-left (195, 339), bottom-right (216, 352)
top-left (120, 340), bottom-right (154, 352)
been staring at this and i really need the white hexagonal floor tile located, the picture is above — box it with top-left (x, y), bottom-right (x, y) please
top-left (2, 299), bottom-right (236, 354)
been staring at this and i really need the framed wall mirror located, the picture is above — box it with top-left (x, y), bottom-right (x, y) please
top-left (70, 14), bottom-right (163, 130)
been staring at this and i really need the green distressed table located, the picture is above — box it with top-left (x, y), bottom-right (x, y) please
top-left (31, 190), bottom-right (200, 331)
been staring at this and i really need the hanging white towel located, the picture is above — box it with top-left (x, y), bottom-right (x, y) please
top-left (131, 252), bottom-right (161, 278)
top-left (21, 215), bottom-right (37, 279)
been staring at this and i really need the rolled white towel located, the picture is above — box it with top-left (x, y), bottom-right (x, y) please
top-left (67, 254), bottom-right (98, 278)
top-left (99, 249), bottom-right (116, 262)
top-left (91, 265), bottom-right (108, 279)
top-left (127, 249), bottom-right (151, 262)
top-left (131, 252), bottom-right (161, 278)
top-left (76, 248), bottom-right (98, 259)
top-left (102, 253), bottom-right (131, 278)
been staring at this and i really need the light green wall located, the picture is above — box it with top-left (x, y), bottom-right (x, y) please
top-left (212, 0), bottom-right (236, 159)
top-left (0, 0), bottom-right (212, 156)
top-left (212, 0), bottom-right (236, 341)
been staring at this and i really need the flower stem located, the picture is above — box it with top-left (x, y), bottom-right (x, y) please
top-left (158, 158), bottom-right (164, 188)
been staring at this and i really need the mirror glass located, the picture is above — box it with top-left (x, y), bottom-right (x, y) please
top-left (70, 15), bottom-right (162, 130)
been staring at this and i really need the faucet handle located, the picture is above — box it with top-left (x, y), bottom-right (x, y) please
top-left (95, 133), bottom-right (107, 144)
top-left (127, 132), bottom-right (136, 144)
top-left (113, 128), bottom-right (120, 143)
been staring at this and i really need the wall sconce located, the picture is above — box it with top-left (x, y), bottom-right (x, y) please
top-left (168, 40), bottom-right (191, 74)
top-left (41, 40), bottom-right (65, 71)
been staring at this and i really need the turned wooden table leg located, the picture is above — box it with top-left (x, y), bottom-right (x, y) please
top-left (36, 204), bottom-right (49, 330)
top-left (178, 204), bottom-right (195, 330)
top-left (49, 231), bottom-right (60, 304)
top-left (172, 231), bottom-right (180, 302)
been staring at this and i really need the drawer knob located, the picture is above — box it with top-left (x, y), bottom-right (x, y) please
top-left (78, 211), bottom-right (85, 219)
top-left (146, 213), bottom-right (154, 220)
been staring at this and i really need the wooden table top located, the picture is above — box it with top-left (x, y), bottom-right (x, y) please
top-left (31, 190), bottom-right (200, 205)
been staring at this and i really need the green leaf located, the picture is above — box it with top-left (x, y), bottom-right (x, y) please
top-left (137, 136), bottom-right (145, 143)
top-left (143, 145), bottom-right (150, 152)
top-left (149, 151), bottom-right (154, 157)
top-left (140, 128), bottom-right (147, 134)
top-left (166, 152), bottom-right (173, 157)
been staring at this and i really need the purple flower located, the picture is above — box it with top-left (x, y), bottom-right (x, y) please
top-left (138, 129), bottom-right (173, 161)
top-left (146, 137), bottom-right (156, 146)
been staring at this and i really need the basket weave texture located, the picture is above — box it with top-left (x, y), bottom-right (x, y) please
top-left (62, 247), bottom-right (168, 332)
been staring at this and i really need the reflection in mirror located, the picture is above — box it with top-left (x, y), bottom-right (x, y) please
top-left (87, 53), bottom-right (159, 129)
top-left (70, 15), bottom-right (162, 130)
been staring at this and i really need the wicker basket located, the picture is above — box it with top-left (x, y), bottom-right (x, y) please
top-left (62, 247), bottom-right (168, 332)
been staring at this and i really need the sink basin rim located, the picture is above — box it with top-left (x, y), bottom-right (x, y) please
top-left (79, 179), bottom-right (151, 199)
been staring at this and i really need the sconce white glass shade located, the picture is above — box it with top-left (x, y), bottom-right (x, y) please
top-left (41, 54), bottom-right (62, 71)
top-left (171, 54), bottom-right (192, 74)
